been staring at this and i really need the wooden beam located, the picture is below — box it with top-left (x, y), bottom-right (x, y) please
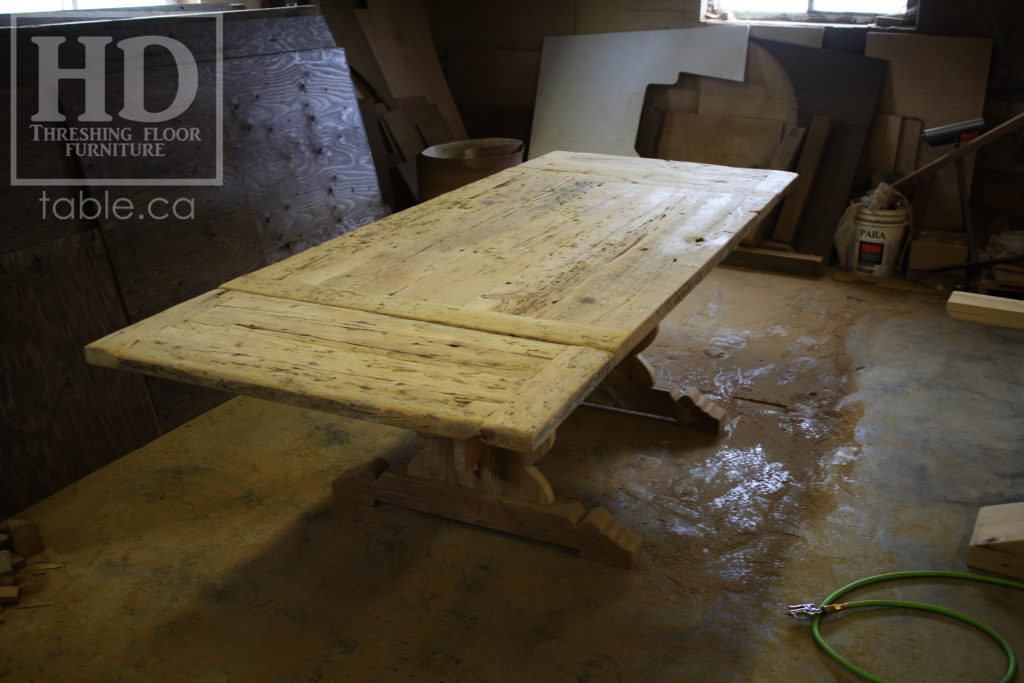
top-left (721, 246), bottom-right (825, 277)
top-left (741, 125), bottom-right (807, 247)
top-left (967, 501), bottom-right (1024, 580)
top-left (772, 116), bottom-right (831, 244)
top-left (770, 126), bottom-right (807, 171)
top-left (946, 291), bottom-right (1024, 330)
top-left (333, 458), bottom-right (642, 568)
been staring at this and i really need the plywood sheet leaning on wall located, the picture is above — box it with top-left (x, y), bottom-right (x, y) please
top-left (696, 41), bottom-right (799, 129)
top-left (865, 34), bottom-right (992, 230)
top-left (0, 86), bottom-right (95, 254)
top-left (68, 62), bottom-right (267, 431)
top-left (63, 61), bottom-right (266, 323)
top-left (0, 231), bottom-right (160, 518)
top-left (658, 113), bottom-right (783, 169)
top-left (530, 24), bottom-right (749, 159)
top-left (225, 48), bottom-right (388, 264)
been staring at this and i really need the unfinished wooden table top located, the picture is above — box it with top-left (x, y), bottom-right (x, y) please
top-left (87, 151), bottom-right (795, 454)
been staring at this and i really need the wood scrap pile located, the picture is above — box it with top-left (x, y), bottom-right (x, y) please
top-left (0, 519), bottom-right (52, 614)
top-left (318, 0), bottom-right (467, 209)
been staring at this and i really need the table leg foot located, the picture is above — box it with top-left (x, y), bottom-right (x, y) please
top-left (585, 326), bottom-right (727, 433)
top-left (585, 381), bottom-right (726, 433)
top-left (333, 457), bottom-right (642, 568)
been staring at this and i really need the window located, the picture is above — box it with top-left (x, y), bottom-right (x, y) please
top-left (0, 0), bottom-right (171, 12)
top-left (706, 0), bottom-right (915, 25)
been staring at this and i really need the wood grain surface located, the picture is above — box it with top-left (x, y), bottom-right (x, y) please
top-left (657, 113), bottom-right (783, 169)
top-left (5, 9), bottom-right (332, 85)
top-left (225, 152), bottom-right (795, 361)
top-left (87, 290), bottom-right (613, 452)
top-left (225, 48), bottom-right (387, 264)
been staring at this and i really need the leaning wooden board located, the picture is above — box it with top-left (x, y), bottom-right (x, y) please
top-left (87, 151), bottom-right (796, 566)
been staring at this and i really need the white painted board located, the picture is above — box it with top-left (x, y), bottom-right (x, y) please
top-left (529, 25), bottom-right (749, 159)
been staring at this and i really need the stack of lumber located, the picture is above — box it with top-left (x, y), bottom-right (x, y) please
top-left (631, 31), bottom-right (995, 280)
top-left (862, 35), bottom-right (993, 286)
top-left (0, 519), bottom-right (46, 611)
top-left (631, 30), bottom-right (887, 277)
top-left (317, 0), bottom-right (466, 209)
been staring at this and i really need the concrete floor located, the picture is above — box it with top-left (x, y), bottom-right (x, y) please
top-left (2, 266), bottom-right (1023, 682)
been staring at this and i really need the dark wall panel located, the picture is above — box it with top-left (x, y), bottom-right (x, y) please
top-left (0, 230), bottom-right (160, 518)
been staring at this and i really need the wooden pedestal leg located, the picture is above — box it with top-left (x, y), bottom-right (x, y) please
top-left (585, 327), bottom-right (727, 433)
top-left (332, 432), bottom-right (642, 568)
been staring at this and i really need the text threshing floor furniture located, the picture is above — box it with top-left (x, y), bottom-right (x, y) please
top-left (86, 151), bottom-right (795, 567)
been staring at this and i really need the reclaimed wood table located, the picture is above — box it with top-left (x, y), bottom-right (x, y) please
top-left (86, 151), bottom-right (795, 567)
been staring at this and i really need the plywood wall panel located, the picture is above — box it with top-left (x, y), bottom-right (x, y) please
top-left (1, 87), bottom-right (93, 254)
top-left (0, 230), bottom-right (160, 518)
top-left (226, 48), bottom-right (388, 264)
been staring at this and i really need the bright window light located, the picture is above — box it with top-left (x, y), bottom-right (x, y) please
top-left (720, 0), bottom-right (806, 11)
top-left (76, 0), bottom-right (172, 7)
top-left (0, 0), bottom-right (65, 9)
top-left (719, 0), bottom-right (908, 13)
top-left (813, 0), bottom-right (906, 12)
top-left (0, 0), bottom-right (170, 11)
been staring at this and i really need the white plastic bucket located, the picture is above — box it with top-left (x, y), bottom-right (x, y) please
top-left (853, 207), bottom-right (908, 277)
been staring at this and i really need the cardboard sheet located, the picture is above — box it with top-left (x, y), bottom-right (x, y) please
top-left (865, 33), bottom-right (992, 229)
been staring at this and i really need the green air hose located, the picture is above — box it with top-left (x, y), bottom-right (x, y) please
top-left (787, 570), bottom-right (1024, 683)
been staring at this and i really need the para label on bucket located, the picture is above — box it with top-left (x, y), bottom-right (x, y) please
top-left (858, 241), bottom-right (885, 266)
top-left (854, 220), bottom-right (906, 277)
